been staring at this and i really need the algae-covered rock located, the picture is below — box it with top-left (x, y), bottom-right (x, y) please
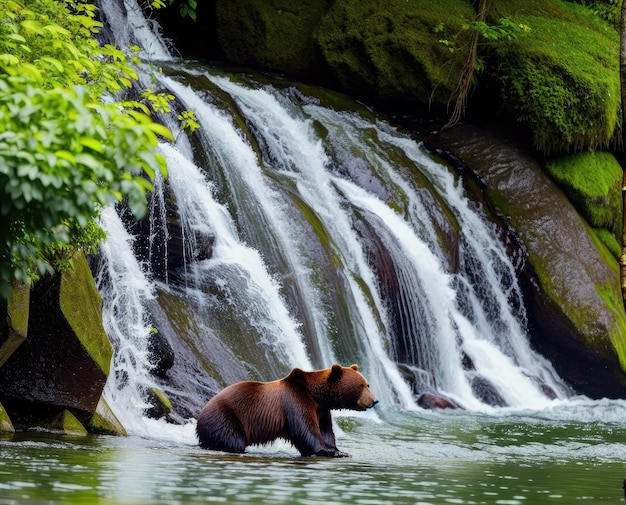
top-left (0, 402), bottom-right (14, 434)
top-left (545, 151), bottom-right (622, 258)
top-left (46, 410), bottom-right (88, 436)
top-left (545, 152), bottom-right (622, 236)
top-left (315, 0), bottom-right (474, 108)
top-left (489, 0), bottom-right (619, 153)
top-left (205, 0), bottom-right (619, 154)
top-left (0, 282), bottom-right (29, 367)
top-left (145, 387), bottom-right (173, 420)
top-left (215, 0), bottom-right (329, 73)
top-left (0, 252), bottom-right (113, 416)
top-left (431, 124), bottom-right (626, 398)
top-left (87, 397), bottom-right (127, 436)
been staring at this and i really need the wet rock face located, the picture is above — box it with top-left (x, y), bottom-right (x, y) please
top-left (469, 375), bottom-right (507, 407)
top-left (147, 328), bottom-right (175, 379)
top-left (122, 185), bottom-right (215, 285)
top-left (0, 282), bottom-right (29, 368)
top-left (0, 254), bottom-right (112, 418)
top-left (429, 125), bottom-right (626, 399)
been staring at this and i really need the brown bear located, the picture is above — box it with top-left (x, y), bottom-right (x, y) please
top-left (196, 363), bottom-right (377, 457)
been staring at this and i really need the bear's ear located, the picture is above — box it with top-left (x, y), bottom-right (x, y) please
top-left (350, 364), bottom-right (359, 371)
top-left (285, 367), bottom-right (307, 386)
top-left (329, 363), bottom-right (344, 381)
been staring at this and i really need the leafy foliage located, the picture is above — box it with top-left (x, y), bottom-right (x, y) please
top-left (0, 0), bottom-right (173, 298)
top-left (148, 0), bottom-right (197, 21)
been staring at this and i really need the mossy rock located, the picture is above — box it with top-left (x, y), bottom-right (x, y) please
top-left (315, 0), bottom-right (475, 106)
top-left (0, 402), bottom-right (14, 434)
top-left (59, 253), bottom-right (112, 376)
top-left (145, 387), bottom-right (173, 420)
top-left (0, 252), bottom-right (113, 415)
top-left (215, 0), bottom-right (329, 73)
top-left (0, 281), bottom-right (29, 367)
top-left (489, 0), bottom-right (619, 153)
top-left (46, 410), bottom-right (88, 436)
top-left (594, 227), bottom-right (621, 260)
top-left (87, 397), bottom-right (127, 436)
top-left (545, 151), bottom-right (622, 241)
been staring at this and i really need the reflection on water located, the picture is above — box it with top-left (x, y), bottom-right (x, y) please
top-left (1, 404), bottom-right (626, 504)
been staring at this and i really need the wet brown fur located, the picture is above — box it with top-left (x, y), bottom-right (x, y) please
top-left (196, 364), bottom-right (377, 457)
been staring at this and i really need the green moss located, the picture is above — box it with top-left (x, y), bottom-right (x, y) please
top-left (150, 387), bottom-right (173, 413)
top-left (59, 252), bottom-right (113, 376)
top-left (567, 0), bottom-right (621, 27)
top-left (315, 0), bottom-right (475, 104)
top-left (0, 402), bottom-right (14, 434)
top-left (6, 282), bottom-right (29, 338)
top-left (215, 0), bottom-right (328, 73)
top-left (594, 227), bottom-right (621, 260)
top-left (545, 151), bottom-right (622, 236)
top-left (87, 397), bottom-right (127, 436)
top-left (597, 282), bottom-right (626, 371)
top-left (47, 410), bottom-right (88, 436)
top-left (491, 1), bottom-right (619, 152)
top-left (0, 282), bottom-right (29, 367)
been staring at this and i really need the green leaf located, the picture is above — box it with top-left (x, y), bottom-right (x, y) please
top-left (79, 137), bottom-right (104, 153)
top-left (147, 122), bottom-right (174, 141)
top-left (55, 150), bottom-right (76, 165)
top-left (38, 56), bottom-right (64, 72)
top-left (20, 19), bottom-right (43, 34)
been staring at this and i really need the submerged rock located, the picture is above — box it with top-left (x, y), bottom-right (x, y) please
top-left (469, 375), bottom-right (507, 407)
top-left (417, 393), bottom-right (461, 410)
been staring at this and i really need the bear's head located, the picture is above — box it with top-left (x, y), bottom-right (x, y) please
top-left (286, 364), bottom-right (378, 411)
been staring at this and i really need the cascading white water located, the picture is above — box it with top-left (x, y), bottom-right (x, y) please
top-left (194, 75), bottom-right (569, 409)
top-left (158, 142), bottom-right (312, 371)
top-left (94, 206), bottom-right (160, 432)
top-left (97, 0), bottom-right (173, 61)
top-left (95, 0), bottom-right (573, 434)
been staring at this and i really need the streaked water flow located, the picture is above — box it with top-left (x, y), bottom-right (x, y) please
top-left (3, 2), bottom-right (625, 503)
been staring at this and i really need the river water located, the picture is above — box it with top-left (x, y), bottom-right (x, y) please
top-left (2, 399), bottom-right (626, 504)
top-left (2, 2), bottom-right (626, 503)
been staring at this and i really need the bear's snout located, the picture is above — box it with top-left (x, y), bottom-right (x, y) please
top-left (358, 390), bottom-right (378, 410)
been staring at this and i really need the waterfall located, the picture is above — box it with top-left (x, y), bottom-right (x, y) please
top-left (94, 0), bottom-right (571, 432)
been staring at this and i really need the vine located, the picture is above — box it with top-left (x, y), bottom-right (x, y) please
top-left (435, 4), bottom-right (530, 128)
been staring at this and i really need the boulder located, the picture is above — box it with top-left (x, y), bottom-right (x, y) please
top-left (147, 326), bottom-right (175, 379)
top-left (45, 410), bottom-right (88, 436)
top-left (0, 253), bottom-right (113, 418)
top-left (87, 397), bottom-right (127, 436)
top-left (417, 393), bottom-right (461, 410)
top-left (122, 186), bottom-right (215, 285)
top-left (215, 0), bottom-right (329, 75)
top-left (0, 402), bottom-right (14, 434)
top-left (429, 125), bottom-right (626, 398)
top-left (0, 281), bottom-right (29, 367)
top-left (145, 387), bottom-right (173, 420)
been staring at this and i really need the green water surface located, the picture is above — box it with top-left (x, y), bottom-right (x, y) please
top-left (1, 404), bottom-right (625, 504)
